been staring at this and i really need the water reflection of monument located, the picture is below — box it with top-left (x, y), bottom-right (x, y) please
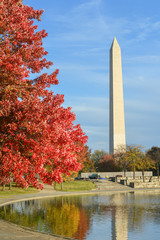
top-left (111, 194), bottom-right (128, 240)
top-left (81, 193), bottom-right (129, 239)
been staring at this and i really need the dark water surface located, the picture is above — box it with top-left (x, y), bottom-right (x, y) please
top-left (1, 191), bottom-right (160, 240)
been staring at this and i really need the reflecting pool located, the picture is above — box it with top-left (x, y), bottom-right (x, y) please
top-left (1, 191), bottom-right (160, 239)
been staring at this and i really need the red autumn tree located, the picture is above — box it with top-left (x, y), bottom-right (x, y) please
top-left (75, 144), bottom-right (95, 172)
top-left (80, 145), bottom-right (95, 173)
top-left (0, 0), bottom-right (87, 189)
top-left (98, 154), bottom-right (119, 172)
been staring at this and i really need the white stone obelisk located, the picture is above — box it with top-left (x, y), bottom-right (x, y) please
top-left (109, 37), bottom-right (126, 154)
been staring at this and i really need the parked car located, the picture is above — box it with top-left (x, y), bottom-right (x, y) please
top-left (116, 175), bottom-right (122, 178)
top-left (89, 174), bottom-right (99, 179)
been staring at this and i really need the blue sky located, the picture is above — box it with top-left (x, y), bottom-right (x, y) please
top-left (24, 0), bottom-right (160, 152)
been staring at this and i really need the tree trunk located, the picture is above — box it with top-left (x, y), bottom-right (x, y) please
top-left (9, 181), bottom-right (12, 190)
top-left (9, 204), bottom-right (13, 215)
top-left (142, 170), bottom-right (145, 182)
top-left (157, 163), bottom-right (159, 179)
top-left (133, 165), bottom-right (135, 179)
top-left (2, 184), bottom-right (5, 191)
top-left (61, 182), bottom-right (63, 190)
top-left (4, 206), bottom-right (6, 217)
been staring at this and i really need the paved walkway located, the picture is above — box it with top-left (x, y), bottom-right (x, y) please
top-left (0, 219), bottom-right (69, 240)
top-left (0, 180), bottom-right (158, 240)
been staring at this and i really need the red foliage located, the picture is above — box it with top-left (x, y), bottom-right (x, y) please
top-left (0, 0), bottom-right (87, 189)
top-left (98, 154), bottom-right (119, 172)
top-left (75, 144), bottom-right (92, 170)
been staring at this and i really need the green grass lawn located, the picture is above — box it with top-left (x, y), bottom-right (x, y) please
top-left (0, 184), bottom-right (39, 198)
top-left (0, 180), bottom-right (96, 198)
top-left (54, 180), bottom-right (96, 192)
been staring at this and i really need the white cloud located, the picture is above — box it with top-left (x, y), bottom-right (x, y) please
top-left (125, 99), bottom-right (160, 113)
top-left (62, 96), bottom-right (109, 151)
top-left (52, 63), bottom-right (106, 71)
top-left (71, 0), bottom-right (102, 13)
top-left (82, 125), bottom-right (108, 152)
top-left (64, 96), bottom-right (109, 124)
top-left (124, 55), bottom-right (160, 64)
top-left (82, 125), bottom-right (108, 136)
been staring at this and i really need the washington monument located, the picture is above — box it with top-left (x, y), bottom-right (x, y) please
top-left (109, 37), bottom-right (126, 154)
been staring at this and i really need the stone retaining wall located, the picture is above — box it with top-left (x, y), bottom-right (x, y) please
top-left (81, 171), bottom-right (152, 179)
top-left (117, 176), bottom-right (160, 188)
top-left (130, 181), bottom-right (160, 188)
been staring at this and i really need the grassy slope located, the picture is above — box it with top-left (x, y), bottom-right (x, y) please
top-left (55, 180), bottom-right (96, 192)
top-left (0, 185), bottom-right (39, 198)
top-left (0, 180), bottom-right (96, 198)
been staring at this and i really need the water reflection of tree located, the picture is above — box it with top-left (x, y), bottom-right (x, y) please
top-left (41, 196), bottom-right (92, 239)
top-left (44, 201), bottom-right (80, 237)
top-left (127, 192), bottom-right (160, 232)
top-left (0, 196), bottom-right (92, 239)
top-left (0, 200), bottom-right (45, 229)
top-left (130, 192), bottom-right (160, 228)
top-left (72, 208), bottom-right (89, 240)
top-left (127, 205), bottom-right (144, 232)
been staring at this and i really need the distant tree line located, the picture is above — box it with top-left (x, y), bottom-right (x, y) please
top-left (80, 145), bottom-right (160, 179)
